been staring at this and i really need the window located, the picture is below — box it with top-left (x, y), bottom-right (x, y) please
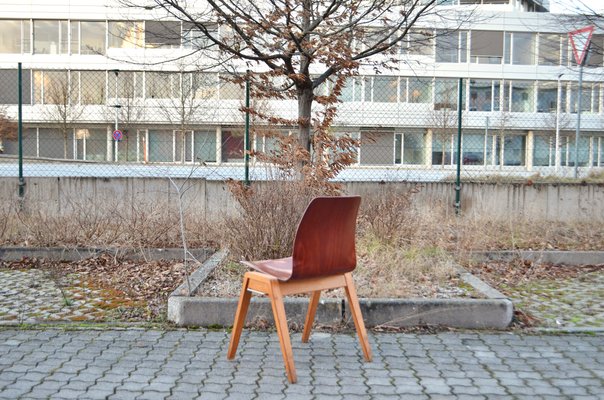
top-left (146, 72), bottom-right (179, 99)
top-left (497, 135), bottom-right (526, 166)
top-left (78, 21), bottom-right (106, 55)
top-left (79, 71), bottom-right (106, 104)
top-left (471, 30), bottom-right (503, 64)
top-left (371, 77), bottom-right (398, 102)
top-left (39, 128), bottom-right (74, 159)
top-left (192, 73), bottom-right (218, 99)
top-left (34, 20), bottom-right (67, 54)
top-left (145, 21), bottom-right (181, 48)
top-left (461, 134), bottom-right (485, 165)
top-left (569, 82), bottom-right (601, 114)
top-left (108, 71), bottom-right (143, 99)
top-left (221, 129), bottom-right (244, 162)
top-left (193, 130), bottom-right (217, 162)
top-left (0, 20), bottom-right (30, 53)
top-left (537, 81), bottom-right (558, 113)
top-left (405, 77), bottom-right (433, 103)
top-left (432, 132), bottom-right (458, 166)
top-left (33, 70), bottom-right (71, 105)
top-left (394, 132), bottom-right (424, 164)
top-left (586, 35), bottom-right (603, 67)
top-left (360, 131), bottom-right (394, 165)
top-left (469, 79), bottom-right (498, 111)
top-left (435, 30), bottom-right (467, 63)
top-left (404, 30), bottom-right (434, 56)
top-left (182, 22), bottom-right (216, 49)
top-left (147, 129), bottom-right (173, 161)
top-left (115, 129), bottom-right (139, 162)
top-left (219, 79), bottom-right (243, 100)
top-left (108, 21), bottom-right (143, 48)
top-left (510, 32), bottom-right (536, 65)
top-left (0, 69), bottom-right (31, 104)
top-left (434, 79), bottom-right (460, 110)
top-left (538, 33), bottom-right (562, 66)
top-left (533, 135), bottom-right (553, 167)
top-left (338, 78), bottom-right (355, 102)
top-left (510, 81), bottom-right (534, 112)
top-left (76, 128), bottom-right (108, 161)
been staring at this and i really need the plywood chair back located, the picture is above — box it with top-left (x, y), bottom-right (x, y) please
top-left (291, 196), bottom-right (360, 280)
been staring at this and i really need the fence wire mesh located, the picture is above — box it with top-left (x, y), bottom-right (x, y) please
top-left (1, 67), bottom-right (603, 183)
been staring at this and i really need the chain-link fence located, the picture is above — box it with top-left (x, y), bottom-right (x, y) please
top-left (1, 66), bottom-right (603, 183)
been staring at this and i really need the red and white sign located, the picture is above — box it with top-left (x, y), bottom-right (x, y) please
top-left (569, 25), bottom-right (594, 66)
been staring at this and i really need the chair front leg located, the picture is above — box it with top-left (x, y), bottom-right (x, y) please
top-left (227, 274), bottom-right (252, 360)
top-left (268, 280), bottom-right (297, 383)
top-left (302, 290), bottom-right (321, 343)
top-left (344, 273), bottom-right (372, 362)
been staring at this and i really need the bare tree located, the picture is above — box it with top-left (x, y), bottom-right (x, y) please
top-left (42, 71), bottom-right (85, 159)
top-left (120, 0), bottom-right (459, 156)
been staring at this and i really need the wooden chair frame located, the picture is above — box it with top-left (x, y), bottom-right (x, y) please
top-left (226, 271), bottom-right (372, 383)
top-left (226, 196), bottom-right (372, 384)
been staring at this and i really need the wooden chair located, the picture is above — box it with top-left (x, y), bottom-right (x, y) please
top-left (226, 196), bottom-right (372, 383)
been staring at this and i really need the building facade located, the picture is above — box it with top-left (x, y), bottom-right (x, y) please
top-left (0, 0), bottom-right (602, 180)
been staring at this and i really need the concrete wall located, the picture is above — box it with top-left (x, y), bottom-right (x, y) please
top-left (1, 177), bottom-right (603, 221)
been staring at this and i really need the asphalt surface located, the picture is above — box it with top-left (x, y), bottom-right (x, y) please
top-left (0, 328), bottom-right (602, 399)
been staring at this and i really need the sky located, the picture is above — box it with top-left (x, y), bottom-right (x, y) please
top-left (548, 0), bottom-right (604, 13)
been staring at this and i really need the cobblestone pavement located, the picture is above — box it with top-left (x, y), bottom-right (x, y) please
top-left (0, 270), bottom-right (131, 323)
top-left (0, 328), bottom-right (602, 400)
top-left (502, 271), bottom-right (604, 329)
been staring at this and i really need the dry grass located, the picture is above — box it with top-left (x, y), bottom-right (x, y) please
top-left (1, 197), bottom-right (217, 249)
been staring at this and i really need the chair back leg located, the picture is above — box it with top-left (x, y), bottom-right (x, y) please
top-left (344, 273), bottom-right (373, 362)
top-left (227, 274), bottom-right (252, 359)
top-left (302, 290), bottom-right (321, 343)
top-left (268, 280), bottom-right (298, 383)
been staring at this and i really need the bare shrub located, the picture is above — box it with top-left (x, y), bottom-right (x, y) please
top-left (359, 185), bottom-right (422, 245)
top-left (221, 180), bottom-right (337, 261)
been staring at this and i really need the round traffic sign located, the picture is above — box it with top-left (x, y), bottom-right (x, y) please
top-left (113, 129), bottom-right (123, 141)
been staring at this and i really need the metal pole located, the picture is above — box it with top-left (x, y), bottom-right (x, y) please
top-left (18, 63), bottom-right (25, 201)
top-left (455, 78), bottom-right (463, 215)
top-left (574, 64), bottom-right (584, 178)
top-left (555, 73), bottom-right (563, 173)
top-left (244, 71), bottom-right (250, 186)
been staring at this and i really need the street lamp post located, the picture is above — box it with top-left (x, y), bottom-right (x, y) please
top-left (555, 73), bottom-right (563, 173)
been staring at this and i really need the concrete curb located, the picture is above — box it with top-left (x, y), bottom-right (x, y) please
top-left (0, 247), bottom-right (212, 262)
top-left (168, 252), bottom-right (513, 329)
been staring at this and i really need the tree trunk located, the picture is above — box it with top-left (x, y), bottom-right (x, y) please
top-left (297, 85), bottom-right (313, 152)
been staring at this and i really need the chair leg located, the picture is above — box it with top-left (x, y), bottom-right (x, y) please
top-left (302, 290), bottom-right (321, 343)
top-left (268, 280), bottom-right (297, 383)
top-left (343, 273), bottom-right (372, 362)
top-left (227, 274), bottom-right (252, 360)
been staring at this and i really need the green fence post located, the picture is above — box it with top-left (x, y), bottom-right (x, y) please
top-left (455, 78), bottom-right (463, 215)
top-left (18, 62), bottom-right (25, 202)
top-left (244, 71), bottom-right (250, 186)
